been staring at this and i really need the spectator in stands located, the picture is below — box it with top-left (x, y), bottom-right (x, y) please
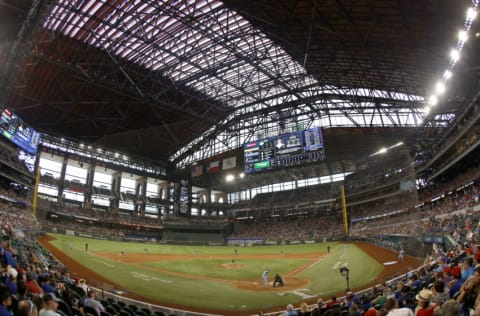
top-left (360, 294), bottom-right (374, 312)
top-left (5, 266), bottom-right (18, 295)
top-left (39, 294), bottom-right (61, 316)
top-left (415, 289), bottom-right (436, 316)
top-left (82, 291), bottom-right (105, 316)
top-left (310, 298), bottom-right (325, 316)
top-left (39, 275), bottom-right (55, 295)
top-left (382, 297), bottom-right (413, 316)
top-left (462, 257), bottom-right (475, 281)
top-left (435, 299), bottom-right (459, 316)
top-left (348, 304), bottom-right (362, 316)
top-left (25, 272), bottom-right (42, 296)
top-left (16, 281), bottom-right (28, 302)
top-left (448, 265), bottom-right (464, 298)
top-left (408, 273), bottom-right (422, 291)
top-left (75, 279), bottom-right (88, 296)
top-left (283, 303), bottom-right (298, 316)
top-left (326, 296), bottom-right (339, 308)
top-left (17, 299), bottom-right (38, 316)
top-left (373, 287), bottom-right (391, 309)
top-left (431, 280), bottom-right (448, 305)
top-left (364, 307), bottom-right (378, 316)
top-left (31, 296), bottom-right (43, 316)
top-left (0, 286), bottom-right (12, 316)
top-left (456, 266), bottom-right (480, 316)
top-left (298, 302), bottom-right (309, 316)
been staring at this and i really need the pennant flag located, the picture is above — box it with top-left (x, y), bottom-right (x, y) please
top-left (191, 165), bottom-right (203, 177)
top-left (208, 160), bottom-right (220, 173)
top-left (222, 157), bottom-right (236, 170)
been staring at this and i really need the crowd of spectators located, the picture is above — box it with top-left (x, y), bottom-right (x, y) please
top-left (50, 204), bottom-right (162, 227)
top-left (416, 95), bottom-right (480, 170)
top-left (0, 141), bottom-right (34, 177)
top-left (231, 215), bottom-right (344, 241)
top-left (277, 219), bottom-right (480, 316)
top-left (418, 166), bottom-right (480, 203)
top-left (350, 182), bottom-right (480, 238)
top-left (0, 188), bottom-right (123, 316)
top-left (43, 220), bottom-right (126, 239)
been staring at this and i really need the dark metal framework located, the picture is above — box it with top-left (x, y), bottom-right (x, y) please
top-left (2, 0), bottom-right (476, 167)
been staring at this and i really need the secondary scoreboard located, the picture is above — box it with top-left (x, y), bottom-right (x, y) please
top-left (0, 107), bottom-right (41, 155)
top-left (243, 127), bottom-right (325, 173)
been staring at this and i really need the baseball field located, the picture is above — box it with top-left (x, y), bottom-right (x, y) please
top-left (38, 233), bottom-right (420, 315)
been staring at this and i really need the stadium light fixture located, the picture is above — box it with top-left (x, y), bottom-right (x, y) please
top-left (443, 70), bottom-right (452, 80)
top-left (225, 174), bottom-right (235, 182)
top-left (239, 173), bottom-right (245, 179)
top-left (467, 7), bottom-right (477, 21)
top-left (378, 147), bottom-right (387, 154)
top-left (458, 30), bottom-right (468, 43)
top-left (429, 95), bottom-right (438, 106)
top-left (435, 82), bottom-right (446, 95)
top-left (423, 2), bottom-right (478, 126)
top-left (392, 142), bottom-right (404, 148)
top-left (450, 49), bottom-right (460, 63)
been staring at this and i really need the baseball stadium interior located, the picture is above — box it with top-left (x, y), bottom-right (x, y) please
top-left (1, 0), bottom-right (480, 315)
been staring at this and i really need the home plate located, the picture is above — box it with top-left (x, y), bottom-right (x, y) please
top-left (384, 261), bottom-right (397, 265)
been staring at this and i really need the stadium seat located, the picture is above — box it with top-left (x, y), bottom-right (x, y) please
top-left (119, 311), bottom-right (131, 316)
top-left (71, 307), bottom-right (83, 316)
top-left (105, 306), bottom-right (117, 316)
top-left (57, 310), bottom-right (68, 316)
top-left (84, 306), bottom-right (98, 316)
top-left (109, 303), bottom-right (122, 313)
top-left (57, 298), bottom-right (73, 316)
top-left (127, 304), bottom-right (138, 312)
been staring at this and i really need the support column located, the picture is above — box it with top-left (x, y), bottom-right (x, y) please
top-left (57, 155), bottom-right (67, 204)
top-left (84, 162), bottom-right (95, 208)
top-left (110, 171), bottom-right (121, 213)
top-left (135, 176), bottom-right (147, 217)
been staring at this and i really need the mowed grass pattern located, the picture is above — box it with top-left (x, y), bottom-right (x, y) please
top-left (45, 233), bottom-right (383, 312)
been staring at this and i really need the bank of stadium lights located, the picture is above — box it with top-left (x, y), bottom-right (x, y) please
top-left (225, 173), bottom-right (245, 182)
top-left (424, 3), bottom-right (478, 116)
top-left (370, 142), bottom-right (404, 157)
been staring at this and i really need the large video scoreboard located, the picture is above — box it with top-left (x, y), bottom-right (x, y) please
top-left (244, 127), bottom-right (325, 173)
top-left (0, 107), bottom-right (41, 155)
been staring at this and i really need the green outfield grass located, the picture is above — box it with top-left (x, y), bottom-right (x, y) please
top-left (45, 233), bottom-right (383, 313)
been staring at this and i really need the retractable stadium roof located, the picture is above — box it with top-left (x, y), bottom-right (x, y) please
top-left (1, 0), bottom-right (479, 166)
